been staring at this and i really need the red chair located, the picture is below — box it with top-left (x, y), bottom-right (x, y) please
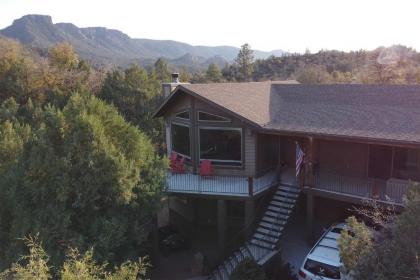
top-left (170, 152), bottom-right (178, 170)
top-left (173, 157), bottom-right (186, 173)
top-left (200, 160), bottom-right (214, 177)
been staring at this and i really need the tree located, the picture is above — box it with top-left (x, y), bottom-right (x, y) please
top-left (205, 63), bottom-right (222, 82)
top-left (295, 65), bottom-right (332, 84)
top-left (235, 43), bottom-right (254, 81)
top-left (99, 65), bottom-right (165, 149)
top-left (338, 182), bottom-right (420, 279)
top-left (153, 58), bottom-right (171, 82)
top-left (48, 42), bottom-right (79, 71)
top-left (337, 216), bottom-right (373, 273)
top-left (0, 94), bottom-right (166, 268)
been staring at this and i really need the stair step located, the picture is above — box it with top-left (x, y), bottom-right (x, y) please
top-left (262, 214), bottom-right (289, 224)
top-left (266, 208), bottom-right (291, 216)
top-left (278, 185), bottom-right (300, 194)
top-left (256, 226), bottom-right (282, 237)
top-left (267, 205), bottom-right (291, 216)
top-left (246, 243), bottom-right (271, 260)
top-left (260, 221), bottom-right (285, 230)
top-left (270, 200), bottom-right (294, 208)
top-left (276, 190), bottom-right (299, 198)
top-left (253, 232), bottom-right (279, 244)
top-left (240, 246), bottom-right (252, 258)
top-left (250, 238), bottom-right (276, 249)
top-left (273, 195), bottom-right (296, 203)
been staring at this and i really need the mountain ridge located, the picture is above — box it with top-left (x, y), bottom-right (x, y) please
top-left (0, 14), bottom-right (285, 69)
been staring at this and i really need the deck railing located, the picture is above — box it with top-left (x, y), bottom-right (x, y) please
top-left (313, 172), bottom-right (410, 205)
top-left (165, 171), bottom-right (277, 197)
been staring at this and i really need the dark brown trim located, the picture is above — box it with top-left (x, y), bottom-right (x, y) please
top-left (259, 128), bottom-right (420, 149)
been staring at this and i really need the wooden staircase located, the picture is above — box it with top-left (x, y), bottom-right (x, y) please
top-left (209, 184), bottom-right (300, 280)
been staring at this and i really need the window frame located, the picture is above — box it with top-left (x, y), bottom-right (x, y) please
top-left (197, 110), bottom-right (231, 123)
top-left (170, 121), bottom-right (191, 159)
top-left (174, 110), bottom-right (191, 121)
top-left (198, 126), bottom-right (243, 165)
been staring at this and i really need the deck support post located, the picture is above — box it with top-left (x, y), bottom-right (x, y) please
top-left (244, 199), bottom-right (255, 239)
top-left (306, 193), bottom-right (315, 245)
top-left (151, 214), bottom-right (160, 264)
top-left (307, 137), bottom-right (315, 188)
top-left (248, 177), bottom-right (254, 196)
top-left (217, 199), bottom-right (227, 251)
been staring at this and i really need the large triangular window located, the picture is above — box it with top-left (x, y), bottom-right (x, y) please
top-left (198, 111), bottom-right (230, 122)
top-left (175, 110), bottom-right (190, 120)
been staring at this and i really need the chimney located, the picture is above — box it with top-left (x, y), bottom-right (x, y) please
top-left (171, 72), bottom-right (180, 83)
top-left (162, 72), bottom-right (189, 97)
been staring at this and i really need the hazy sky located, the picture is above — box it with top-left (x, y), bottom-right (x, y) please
top-left (1, 0), bottom-right (419, 53)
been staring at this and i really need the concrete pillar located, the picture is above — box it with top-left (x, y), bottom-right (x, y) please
top-left (244, 199), bottom-right (255, 239)
top-left (306, 193), bottom-right (315, 245)
top-left (217, 199), bottom-right (227, 250)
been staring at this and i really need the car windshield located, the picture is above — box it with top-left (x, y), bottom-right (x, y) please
top-left (304, 258), bottom-right (341, 279)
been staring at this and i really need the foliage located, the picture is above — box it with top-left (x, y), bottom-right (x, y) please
top-left (205, 63), bottom-right (223, 82)
top-left (337, 216), bottom-right (373, 273)
top-left (0, 235), bottom-right (51, 280)
top-left (0, 94), bottom-right (165, 269)
top-left (338, 182), bottom-right (420, 279)
top-left (0, 38), bottom-right (103, 105)
top-left (295, 65), bottom-right (332, 84)
top-left (98, 64), bottom-right (164, 149)
top-left (48, 43), bottom-right (79, 71)
top-left (230, 257), bottom-right (266, 280)
top-left (153, 58), bottom-right (171, 82)
top-left (234, 43), bottom-right (254, 81)
top-left (0, 235), bottom-right (149, 280)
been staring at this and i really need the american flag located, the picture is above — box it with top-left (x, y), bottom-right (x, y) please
top-left (296, 142), bottom-right (305, 177)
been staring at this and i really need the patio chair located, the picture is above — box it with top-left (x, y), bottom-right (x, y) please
top-left (169, 152), bottom-right (178, 170)
top-left (200, 160), bottom-right (214, 177)
top-left (173, 156), bottom-right (186, 174)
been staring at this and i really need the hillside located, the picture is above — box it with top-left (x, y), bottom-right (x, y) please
top-left (0, 14), bottom-right (285, 69)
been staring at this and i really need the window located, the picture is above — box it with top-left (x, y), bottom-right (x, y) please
top-left (199, 128), bottom-right (242, 165)
top-left (395, 148), bottom-right (419, 172)
top-left (171, 123), bottom-right (190, 157)
top-left (198, 111), bottom-right (230, 122)
top-left (175, 110), bottom-right (190, 120)
top-left (303, 258), bottom-right (340, 279)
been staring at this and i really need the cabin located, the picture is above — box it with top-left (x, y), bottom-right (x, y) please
top-left (154, 76), bottom-right (420, 279)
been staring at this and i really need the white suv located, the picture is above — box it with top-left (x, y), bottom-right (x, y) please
top-left (298, 223), bottom-right (350, 280)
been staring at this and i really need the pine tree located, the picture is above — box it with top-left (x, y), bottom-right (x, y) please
top-left (235, 43), bottom-right (255, 81)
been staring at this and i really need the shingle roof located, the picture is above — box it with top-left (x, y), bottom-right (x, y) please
top-left (155, 82), bottom-right (420, 144)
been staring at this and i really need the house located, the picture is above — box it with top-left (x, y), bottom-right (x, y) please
top-left (154, 75), bottom-right (420, 279)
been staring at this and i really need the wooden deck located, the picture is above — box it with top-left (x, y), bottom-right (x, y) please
top-left (166, 171), bottom-right (278, 197)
